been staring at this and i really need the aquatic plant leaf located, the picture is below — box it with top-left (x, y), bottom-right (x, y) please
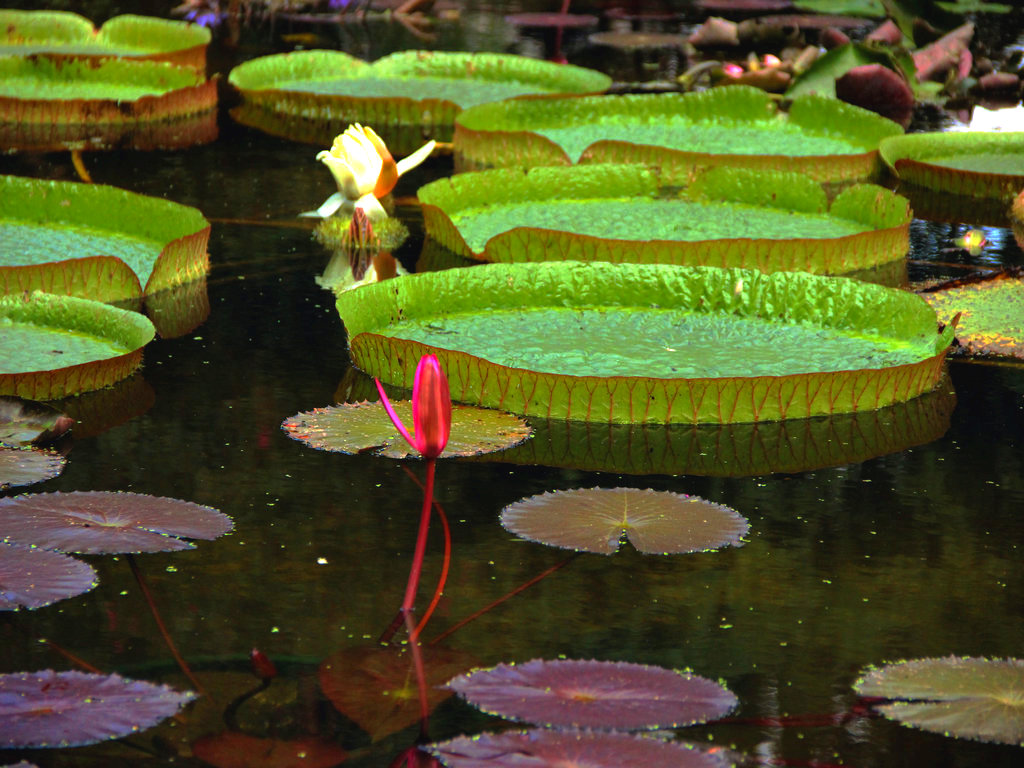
top-left (921, 274), bottom-right (1024, 359)
top-left (319, 645), bottom-right (474, 742)
top-left (0, 542), bottom-right (97, 610)
top-left (880, 132), bottom-right (1024, 199)
top-left (0, 491), bottom-right (233, 554)
top-left (429, 729), bottom-right (730, 768)
top-left (446, 659), bottom-right (737, 729)
top-left (1, 175), bottom-right (211, 301)
top-left (0, 446), bottom-right (66, 490)
top-left (855, 656), bottom-right (1024, 745)
top-left (281, 401), bottom-right (532, 459)
top-left (419, 164), bottom-right (910, 273)
top-left (0, 292), bottom-right (155, 400)
top-left (337, 261), bottom-right (953, 424)
top-left (192, 732), bottom-right (347, 768)
top-left (0, 669), bottom-right (194, 747)
top-left (228, 50), bottom-right (609, 153)
top-left (454, 87), bottom-right (901, 183)
top-left (500, 488), bottom-right (748, 555)
top-left (0, 396), bottom-right (73, 446)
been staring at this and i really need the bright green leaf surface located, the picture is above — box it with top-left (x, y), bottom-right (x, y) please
top-left (928, 153), bottom-right (1024, 174)
top-left (0, 323), bottom-right (130, 374)
top-left (278, 76), bottom-right (564, 109)
top-left (0, 56), bottom-right (201, 101)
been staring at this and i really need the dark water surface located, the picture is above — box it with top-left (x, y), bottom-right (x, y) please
top-left (2, 3), bottom-right (1024, 767)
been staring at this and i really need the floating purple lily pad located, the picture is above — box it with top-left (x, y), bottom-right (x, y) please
top-left (500, 488), bottom-right (749, 555)
top-left (446, 659), bottom-right (737, 730)
top-left (0, 491), bottom-right (233, 554)
top-left (429, 728), bottom-right (731, 768)
top-left (0, 542), bottom-right (97, 611)
top-left (0, 669), bottom-right (195, 748)
top-left (0, 445), bottom-right (66, 490)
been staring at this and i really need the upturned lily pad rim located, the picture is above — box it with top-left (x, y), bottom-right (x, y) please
top-left (417, 164), bottom-right (911, 273)
top-left (337, 261), bottom-right (953, 424)
top-left (0, 174), bottom-right (211, 302)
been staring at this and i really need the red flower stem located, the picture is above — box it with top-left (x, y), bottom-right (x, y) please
top-left (126, 554), bottom-right (206, 695)
top-left (429, 554), bottom-right (577, 646)
top-left (404, 609), bottom-right (431, 738)
top-left (38, 638), bottom-right (103, 674)
top-left (400, 464), bottom-right (451, 640)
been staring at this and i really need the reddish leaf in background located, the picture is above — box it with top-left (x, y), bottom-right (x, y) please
top-left (428, 728), bottom-right (732, 768)
top-left (319, 645), bottom-right (474, 742)
top-left (192, 732), bottom-right (347, 768)
top-left (0, 670), bottom-right (194, 748)
top-left (0, 542), bottom-right (97, 611)
top-left (836, 64), bottom-right (915, 128)
top-left (0, 491), bottom-right (233, 554)
top-left (446, 659), bottom-right (737, 729)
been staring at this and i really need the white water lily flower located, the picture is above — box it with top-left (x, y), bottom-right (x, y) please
top-left (301, 123), bottom-right (436, 221)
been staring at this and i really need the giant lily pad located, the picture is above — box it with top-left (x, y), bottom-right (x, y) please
top-left (446, 659), bottom-right (737, 729)
top-left (419, 165), bottom-right (910, 274)
top-left (0, 542), bottom-right (97, 610)
top-left (0, 446), bottom-right (66, 490)
top-left (228, 50), bottom-right (610, 154)
top-left (501, 488), bottom-right (749, 555)
top-left (454, 86), bottom-right (902, 183)
top-left (921, 272), bottom-right (1024, 359)
top-left (0, 292), bottom-right (155, 400)
top-left (879, 132), bottom-right (1024, 199)
top-left (854, 656), bottom-right (1024, 746)
top-left (1, 175), bottom-right (210, 303)
top-left (0, 491), bottom-right (233, 554)
top-left (0, 11), bottom-right (210, 70)
top-left (0, 669), bottom-right (194, 748)
top-left (429, 729), bottom-right (730, 768)
top-left (336, 262), bottom-right (953, 424)
top-left (0, 55), bottom-right (217, 152)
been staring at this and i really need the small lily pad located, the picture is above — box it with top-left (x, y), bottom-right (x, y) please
top-left (0, 291), bottom-right (155, 400)
top-left (921, 272), bottom-right (1024, 359)
top-left (0, 445), bottom-right (66, 490)
top-left (0, 542), bottom-right (97, 611)
top-left (501, 488), bottom-right (749, 555)
top-left (880, 132), bottom-right (1024, 199)
top-left (446, 659), bottom-right (737, 730)
top-left (281, 400), bottom-right (532, 459)
top-left (0, 396), bottom-right (73, 446)
top-left (854, 656), bottom-right (1024, 746)
top-left (0, 491), bottom-right (233, 554)
top-left (429, 729), bottom-right (730, 768)
top-left (0, 669), bottom-right (195, 748)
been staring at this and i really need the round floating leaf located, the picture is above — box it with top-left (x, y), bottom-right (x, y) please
top-left (192, 732), bottom-right (347, 768)
top-left (0, 669), bottom-right (194, 748)
top-left (319, 644), bottom-right (475, 742)
top-left (1, 174), bottom-right (211, 302)
top-left (0, 542), bottom-right (97, 611)
top-left (0, 445), bottom-right (66, 490)
top-left (0, 291), bottom-right (155, 400)
top-left (501, 488), bottom-right (749, 555)
top-left (0, 396), bottom-right (73, 446)
top-left (446, 659), bottom-right (737, 729)
top-left (921, 272), bottom-right (1024, 359)
top-left (880, 132), bottom-right (1024, 199)
top-left (0, 491), bottom-right (233, 554)
top-left (454, 87), bottom-right (901, 183)
top-left (282, 400), bottom-right (532, 459)
top-left (337, 261), bottom-right (954, 424)
top-left (429, 729), bottom-right (730, 768)
top-left (855, 656), bottom-right (1024, 746)
top-left (419, 164), bottom-right (909, 274)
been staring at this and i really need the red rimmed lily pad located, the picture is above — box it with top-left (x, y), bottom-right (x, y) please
top-left (282, 401), bottom-right (532, 459)
top-left (500, 488), bottom-right (749, 555)
top-left (0, 542), bottom-right (97, 611)
top-left (1, 175), bottom-right (211, 303)
top-left (0, 491), bottom-right (233, 554)
top-left (446, 659), bottom-right (737, 729)
top-left (880, 132), bottom-right (1024, 199)
top-left (429, 729), bottom-right (730, 768)
top-left (0, 445), bottom-right (66, 490)
top-left (0, 669), bottom-right (194, 748)
top-left (855, 656), bottom-right (1024, 746)
top-left (192, 732), bottom-right (347, 768)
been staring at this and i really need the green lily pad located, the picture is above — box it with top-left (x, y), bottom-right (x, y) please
top-left (336, 262), bottom-right (953, 424)
top-left (880, 132), bottom-right (1024, 199)
top-left (0, 291), bottom-right (155, 400)
top-left (454, 87), bottom-right (902, 184)
top-left (921, 272), bottom-right (1024, 359)
top-left (0, 11), bottom-right (210, 70)
top-left (281, 400), bottom-right (533, 459)
top-left (855, 656), bottom-right (1024, 746)
top-left (0, 445), bottom-right (66, 490)
top-left (419, 165), bottom-right (910, 274)
top-left (228, 50), bottom-right (610, 154)
top-left (1, 175), bottom-right (210, 303)
top-left (0, 55), bottom-right (218, 152)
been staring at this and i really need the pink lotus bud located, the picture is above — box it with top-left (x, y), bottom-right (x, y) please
top-left (375, 354), bottom-right (452, 459)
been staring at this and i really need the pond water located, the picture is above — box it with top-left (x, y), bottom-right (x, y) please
top-left (2, 2), bottom-right (1024, 767)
